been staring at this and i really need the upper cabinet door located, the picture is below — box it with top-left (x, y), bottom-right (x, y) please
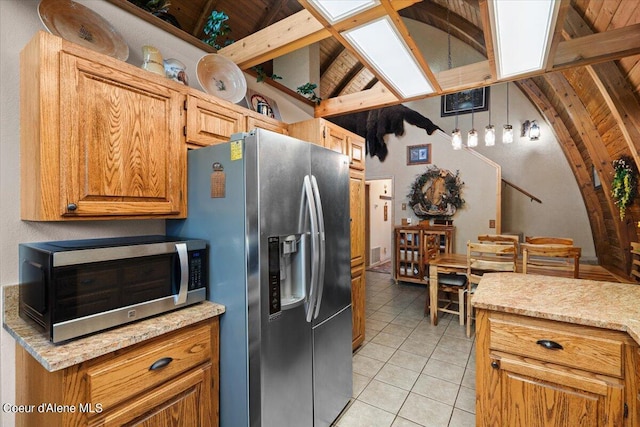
top-left (58, 52), bottom-right (186, 218)
top-left (323, 123), bottom-right (348, 155)
top-left (186, 94), bottom-right (243, 147)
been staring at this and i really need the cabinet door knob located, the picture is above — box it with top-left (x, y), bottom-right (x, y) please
top-left (536, 339), bottom-right (563, 350)
top-left (67, 203), bottom-right (78, 211)
top-left (490, 360), bottom-right (500, 369)
top-left (149, 357), bottom-right (173, 371)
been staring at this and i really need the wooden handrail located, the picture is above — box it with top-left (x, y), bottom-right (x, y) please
top-left (502, 179), bottom-right (542, 203)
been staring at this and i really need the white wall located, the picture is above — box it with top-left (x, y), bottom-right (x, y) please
top-left (0, 2), bottom-right (312, 425)
top-left (367, 179), bottom-right (393, 264)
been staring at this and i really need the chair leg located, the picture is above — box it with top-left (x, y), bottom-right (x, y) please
top-left (466, 296), bottom-right (473, 338)
top-left (458, 288), bottom-right (465, 325)
top-left (424, 290), bottom-right (430, 315)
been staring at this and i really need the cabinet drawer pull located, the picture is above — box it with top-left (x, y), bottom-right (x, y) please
top-left (149, 357), bottom-right (173, 371)
top-left (67, 203), bottom-right (78, 211)
top-left (536, 339), bottom-right (563, 350)
top-left (490, 361), bottom-right (500, 369)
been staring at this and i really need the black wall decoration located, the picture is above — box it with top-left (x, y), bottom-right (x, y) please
top-left (329, 105), bottom-right (443, 161)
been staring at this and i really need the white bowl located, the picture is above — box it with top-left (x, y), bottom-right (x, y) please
top-left (196, 54), bottom-right (247, 104)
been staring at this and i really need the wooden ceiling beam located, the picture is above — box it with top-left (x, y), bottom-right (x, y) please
top-left (217, 10), bottom-right (329, 69)
top-left (316, 14), bottom-right (640, 117)
top-left (315, 82), bottom-right (399, 117)
top-left (477, 0), bottom-right (496, 80)
top-left (562, 6), bottom-right (640, 174)
top-left (218, 0), bottom-right (419, 70)
top-left (553, 23), bottom-right (640, 71)
top-left (544, 0), bottom-right (571, 71)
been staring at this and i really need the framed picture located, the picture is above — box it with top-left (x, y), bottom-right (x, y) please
top-left (441, 87), bottom-right (490, 117)
top-left (245, 89), bottom-right (282, 120)
top-left (407, 144), bottom-right (431, 166)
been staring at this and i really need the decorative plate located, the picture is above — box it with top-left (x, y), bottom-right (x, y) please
top-left (38, 0), bottom-right (129, 61)
top-left (250, 94), bottom-right (275, 118)
top-left (196, 54), bottom-right (247, 104)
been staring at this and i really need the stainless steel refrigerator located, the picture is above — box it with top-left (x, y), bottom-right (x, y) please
top-left (167, 128), bottom-right (353, 427)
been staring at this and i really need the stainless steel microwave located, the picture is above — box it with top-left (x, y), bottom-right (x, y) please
top-left (19, 235), bottom-right (207, 343)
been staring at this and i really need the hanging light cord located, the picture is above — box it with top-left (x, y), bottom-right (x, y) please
top-left (506, 83), bottom-right (510, 124)
top-left (446, 6), bottom-right (458, 130)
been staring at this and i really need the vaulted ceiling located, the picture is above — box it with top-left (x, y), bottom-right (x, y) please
top-left (112, 0), bottom-right (640, 276)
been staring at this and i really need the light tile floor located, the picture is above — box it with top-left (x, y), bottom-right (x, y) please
top-left (335, 271), bottom-right (476, 427)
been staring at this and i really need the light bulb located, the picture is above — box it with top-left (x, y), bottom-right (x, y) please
top-left (503, 124), bottom-right (513, 144)
top-left (452, 129), bottom-right (462, 150)
top-left (529, 120), bottom-right (540, 140)
top-left (467, 129), bottom-right (478, 147)
top-left (485, 125), bottom-right (495, 146)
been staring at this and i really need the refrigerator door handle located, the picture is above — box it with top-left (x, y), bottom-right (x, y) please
top-left (174, 243), bottom-right (189, 305)
top-left (303, 175), bottom-right (320, 323)
top-left (310, 175), bottom-right (326, 320)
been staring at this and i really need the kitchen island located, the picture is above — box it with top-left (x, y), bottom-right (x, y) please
top-left (473, 273), bottom-right (640, 426)
top-left (3, 285), bottom-right (225, 426)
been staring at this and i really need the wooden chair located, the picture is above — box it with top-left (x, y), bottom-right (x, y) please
top-left (477, 234), bottom-right (520, 254)
top-left (521, 243), bottom-right (581, 278)
top-left (423, 233), bottom-right (466, 325)
top-left (466, 241), bottom-right (517, 337)
top-left (630, 242), bottom-right (640, 283)
top-left (525, 236), bottom-right (574, 245)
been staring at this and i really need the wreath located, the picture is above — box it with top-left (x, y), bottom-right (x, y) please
top-left (611, 155), bottom-right (638, 220)
top-left (407, 166), bottom-right (465, 219)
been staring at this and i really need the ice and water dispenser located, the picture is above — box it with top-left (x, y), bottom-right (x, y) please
top-left (267, 234), bottom-right (309, 319)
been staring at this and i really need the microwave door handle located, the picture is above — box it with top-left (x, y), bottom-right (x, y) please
top-left (174, 243), bottom-right (189, 305)
top-left (303, 175), bottom-right (320, 323)
top-left (310, 175), bottom-right (326, 320)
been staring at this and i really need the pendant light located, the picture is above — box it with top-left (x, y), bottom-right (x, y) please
top-left (484, 92), bottom-right (495, 146)
top-left (503, 82), bottom-right (514, 143)
top-left (467, 106), bottom-right (478, 147)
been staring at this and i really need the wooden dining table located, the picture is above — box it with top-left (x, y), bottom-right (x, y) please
top-left (427, 253), bottom-right (632, 326)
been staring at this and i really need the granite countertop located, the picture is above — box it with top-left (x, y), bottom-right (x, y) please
top-left (472, 272), bottom-right (640, 345)
top-left (2, 285), bottom-right (225, 372)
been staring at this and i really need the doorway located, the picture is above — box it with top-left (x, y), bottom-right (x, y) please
top-left (365, 178), bottom-right (394, 268)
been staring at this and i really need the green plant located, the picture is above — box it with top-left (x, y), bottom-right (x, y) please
top-left (202, 10), bottom-right (233, 50)
top-left (252, 66), bottom-right (282, 83)
top-left (611, 155), bottom-right (638, 220)
top-left (296, 83), bottom-right (322, 105)
top-left (129, 0), bottom-right (171, 13)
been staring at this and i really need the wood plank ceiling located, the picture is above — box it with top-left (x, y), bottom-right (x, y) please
top-left (116, 0), bottom-right (640, 277)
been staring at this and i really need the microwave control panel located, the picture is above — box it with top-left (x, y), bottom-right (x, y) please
top-left (189, 250), bottom-right (205, 290)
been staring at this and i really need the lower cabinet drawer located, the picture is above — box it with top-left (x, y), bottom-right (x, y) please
top-left (489, 312), bottom-right (624, 377)
top-left (86, 323), bottom-right (212, 411)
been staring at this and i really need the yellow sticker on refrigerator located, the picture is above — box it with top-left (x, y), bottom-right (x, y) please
top-left (230, 140), bottom-right (243, 161)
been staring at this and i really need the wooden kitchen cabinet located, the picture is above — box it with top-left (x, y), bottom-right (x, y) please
top-left (350, 168), bottom-right (366, 350)
top-left (350, 263), bottom-right (366, 350)
top-left (476, 310), bottom-right (639, 426)
top-left (21, 32), bottom-right (186, 220)
top-left (185, 94), bottom-right (288, 149)
top-left (245, 112), bottom-right (288, 135)
top-left (289, 118), bottom-right (367, 349)
top-left (16, 318), bottom-right (219, 427)
top-left (185, 93), bottom-right (244, 148)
